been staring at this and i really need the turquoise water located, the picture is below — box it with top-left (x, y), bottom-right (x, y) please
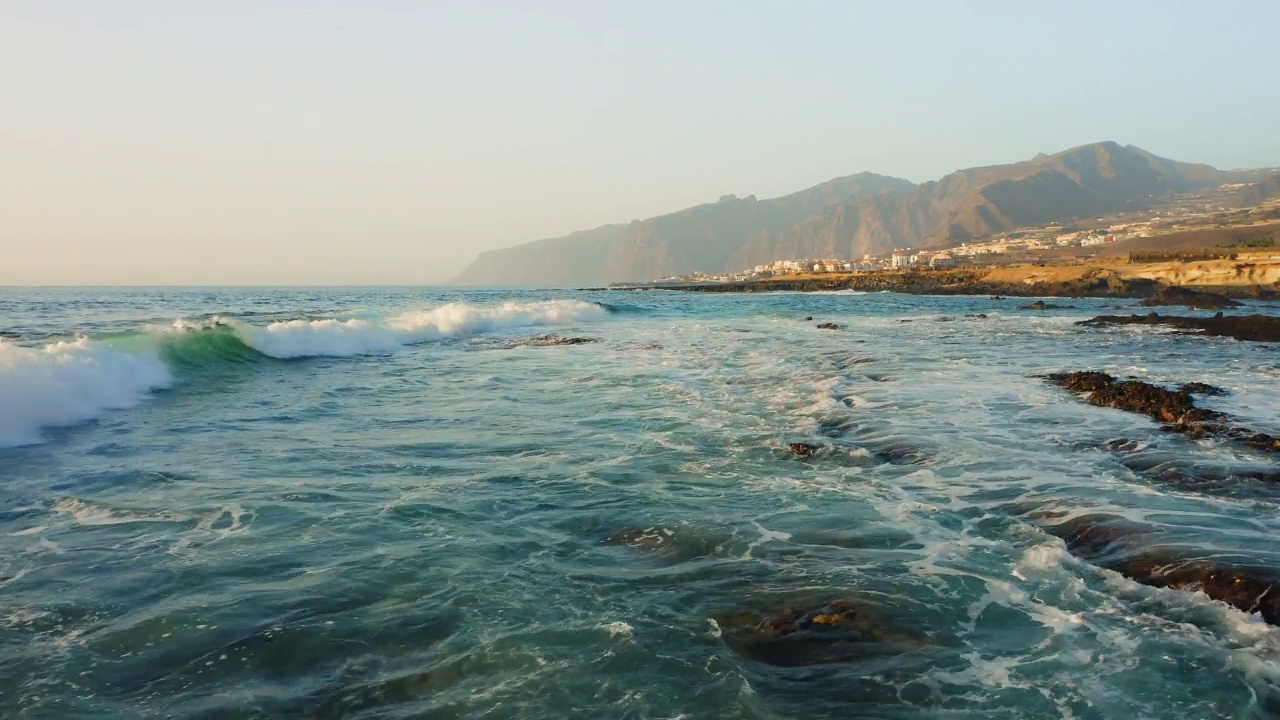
top-left (2, 287), bottom-right (1280, 719)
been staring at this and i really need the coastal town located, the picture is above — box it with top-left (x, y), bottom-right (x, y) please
top-left (647, 177), bottom-right (1280, 285)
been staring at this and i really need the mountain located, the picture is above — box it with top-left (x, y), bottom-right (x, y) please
top-left (452, 142), bottom-right (1226, 286)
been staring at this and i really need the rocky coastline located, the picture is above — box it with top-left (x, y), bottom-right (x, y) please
top-left (631, 261), bottom-right (1280, 301)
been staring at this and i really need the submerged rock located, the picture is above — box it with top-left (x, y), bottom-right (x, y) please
top-left (1020, 300), bottom-right (1072, 310)
top-left (714, 598), bottom-right (920, 667)
top-left (1137, 287), bottom-right (1242, 310)
top-left (816, 322), bottom-right (842, 330)
top-left (507, 335), bottom-right (598, 348)
top-left (604, 526), bottom-right (722, 561)
top-left (789, 442), bottom-right (820, 456)
top-left (1078, 313), bottom-right (1280, 342)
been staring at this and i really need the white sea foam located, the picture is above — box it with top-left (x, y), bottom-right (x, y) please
top-left (0, 339), bottom-right (172, 448)
top-left (599, 621), bottom-right (635, 638)
top-left (52, 498), bottom-right (192, 526)
top-left (233, 300), bottom-right (610, 358)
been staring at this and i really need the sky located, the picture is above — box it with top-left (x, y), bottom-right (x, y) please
top-left (3, 1), bottom-right (1279, 285)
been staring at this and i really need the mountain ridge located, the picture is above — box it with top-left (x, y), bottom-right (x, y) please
top-left (452, 142), bottom-right (1229, 286)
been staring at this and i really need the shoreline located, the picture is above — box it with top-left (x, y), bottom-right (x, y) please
top-left (610, 259), bottom-right (1280, 300)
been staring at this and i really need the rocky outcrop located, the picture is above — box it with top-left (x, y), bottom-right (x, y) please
top-left (1136, 287), bottom-right (1241, 310)
top-left (1180, 382), bottom-right (1226, 396)
top-left (1045, 372), bottom-right (1214, 426)
top-left (1079, 313), bottom-right (1280, 342)
top-left (504, 335), bottom-right (597, 348)
top-left (662, 267), bottom-right (1167, 298)
top-left (1041, 514), bottom-right (1280, 626)
top-left (815, 322), bottom-right (842, 330)
top-left (1045, 372), bottom-right (1277, 452)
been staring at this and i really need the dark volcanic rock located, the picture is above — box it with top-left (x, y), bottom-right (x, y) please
top-left (508, 335), bottom-right (598, 348)
top-left (1043, 515), bottom-right (1280, 626)
top-left (1045, 372), bottom-right (1216, 426)
top-left (1045, 371), bottom-right (1276, 453)
top-left (789, 443), bottom-right (820, 456)
top-left (1078, 313), bottom-right (1280, 342)
top-left (1020, 300), bottom-right (1072, 310)
top-left (1245, 433), bottom-right (1280, 452)
top-left (714, 598), bottom-right (920, 667)
top-left (1179, 382), bottom-right (1227, 396)
top-left (666, 267), bottom-right (1167, 298)
top-left (816, 322), bottom-right (842, 330)
top-left (1137, 287), bottom-right (1242, 310)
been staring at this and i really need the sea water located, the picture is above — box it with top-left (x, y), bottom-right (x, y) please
top-left (2, 286), bottom-right (1279, 719)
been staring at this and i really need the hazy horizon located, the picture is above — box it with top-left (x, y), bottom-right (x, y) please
top-left (4, 1), bottom-right (1280, 285)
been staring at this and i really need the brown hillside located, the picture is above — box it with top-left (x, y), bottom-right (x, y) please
top-left (454, 142), bottom-right (1229, 286)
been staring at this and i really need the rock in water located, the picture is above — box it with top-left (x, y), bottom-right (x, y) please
top-left (1137, 287), bottom-right (1242, 310)
top-left (789, 443), bottom-right (820, 456)
top-left (1044, 371), bottom-right (1276, 453)
top-left (506, 335), bottom-right (598, 348)
top-left (816, 323), bottom-right (842, 330)
top-left (1179, 382), bottom-right (1227, 396)
top-left (714, 598), bottom-right (920, 667)
top-left (604, 526), bottom-right (722, 561)
top-left (1042, 515), bottom-right (1280, 626)
top-left (1078, 313), bottom-right (1280, 343)
top-left (1045, 371), bottom-right (1213, 426)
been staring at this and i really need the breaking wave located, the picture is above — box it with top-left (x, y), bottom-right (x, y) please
top-left (0, 339), bottom-right (172, 448)
top-left (0, 300), bottom-right (608, 446)
top-left (230, 299), bottom-right (609, 358)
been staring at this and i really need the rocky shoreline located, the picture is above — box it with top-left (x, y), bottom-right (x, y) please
top-left (1079, 312), bottom-right (1280, 342)
top-left (627, 262), bottom-right (1280, 300)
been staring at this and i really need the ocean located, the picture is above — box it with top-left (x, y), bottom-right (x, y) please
top-left (2, 286), bottom-right (1279, 719)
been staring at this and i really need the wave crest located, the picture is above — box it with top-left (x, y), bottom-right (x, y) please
top-left (236, 300), bottom-right (608, 358)
top-left (1, 300), bottom-right (609, 445)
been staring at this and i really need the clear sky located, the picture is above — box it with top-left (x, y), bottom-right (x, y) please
top-left (3, 1), bottom-right (1279, 285)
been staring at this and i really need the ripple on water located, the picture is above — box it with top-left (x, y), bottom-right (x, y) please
top-left (2, 288), bottom-right (1280, 717)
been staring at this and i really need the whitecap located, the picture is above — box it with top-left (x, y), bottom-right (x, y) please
top-left (0, 338), bottom-right (171, 447)
top-left (233, 300), bottom-right (610, 358)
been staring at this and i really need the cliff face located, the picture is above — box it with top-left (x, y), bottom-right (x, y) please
top-left (453, 142), bottom-right (1227, 286)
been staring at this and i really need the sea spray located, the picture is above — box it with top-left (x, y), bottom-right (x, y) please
top-left (0, 338), bottom-right (172, 447)
top-left (0, 299), bottom-right (610, 444)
